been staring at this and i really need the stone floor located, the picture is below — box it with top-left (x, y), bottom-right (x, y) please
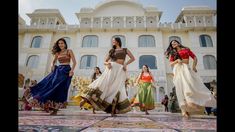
top-left (19, 106), bottom-right (216, 132)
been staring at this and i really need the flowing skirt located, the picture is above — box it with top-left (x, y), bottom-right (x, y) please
top-left (72, 92), bottom-right (93, 110)
top-left (29, 65), bottom-right (72, 109)
top-left (80, 62), bottom-right (131, 114)
top-left (172, 63), bottom-right (216, 113)
top-left (132, 82), bottom-right (155, 111)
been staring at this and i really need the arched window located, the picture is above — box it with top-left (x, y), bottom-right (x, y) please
top-left (139, 55), bottom-right (157, 69)
top-left (31, 36), bottom-right (42, 48)
top-left (26, 55), bottom-right (39, 69)
top-left (199, 35), bottom-right (213, 47)
top-left (203, 55), bottom-right (216, 69)
top-left (138, 35), bottom-right (155, 47)
top-left (82, 35), bottom-right (98, 47)
top-left (112, 35), bottom-right (126, 47)
top-left (80, 55), bottom-right (97, 69)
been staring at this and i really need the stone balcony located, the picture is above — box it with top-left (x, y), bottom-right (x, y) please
top-left (19, 21), bottom-right (216, 32)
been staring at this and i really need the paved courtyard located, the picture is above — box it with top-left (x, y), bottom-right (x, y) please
top-left (19, 106), bottom-right (216, 132)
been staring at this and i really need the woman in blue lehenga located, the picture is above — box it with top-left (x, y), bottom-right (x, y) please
top-left (29, 38), bottom-right (77, 115)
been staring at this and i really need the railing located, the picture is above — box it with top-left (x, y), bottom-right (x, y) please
top-left (19, 22), bottom-right (215, 31)
top-left (19, 24), bottom-right (79, 30)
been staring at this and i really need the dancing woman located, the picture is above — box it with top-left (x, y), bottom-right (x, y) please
top-left (29, 38), bottom-right (76, 115)
top-left (73, 67), bottom-right (102, 114)
top-left (80, 37), bottom-right (135, 116)
top-left (165, 40), bottom-right (216, 118)
top-left (131, 65), bottom-right (155, 115)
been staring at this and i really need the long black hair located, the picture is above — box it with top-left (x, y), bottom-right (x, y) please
top-left (164, 40), bottom-right (188, 61)
top-left (140, 64), bottom-right (150, 78)
top-left (92, 67), bottom-right (102, 82)
top-left (51, 38), bottom-right (68, 55)
top-left (109, 37), bottom-right (122, 60)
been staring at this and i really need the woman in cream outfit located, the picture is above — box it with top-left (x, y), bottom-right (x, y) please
top-left (79, 37), bottom-right (135, 116)
top-left (165, 40), bottom-right (216, 118)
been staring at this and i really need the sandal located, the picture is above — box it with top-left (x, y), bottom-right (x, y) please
top-left (182, 112), bottom-right (190, 118)
top-left (49, 109), bottom-right (58, 115)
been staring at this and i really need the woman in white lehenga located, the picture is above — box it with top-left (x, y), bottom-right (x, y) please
top-left (165, 40), bottom-right (216, 118)
top-left (80, 37), bottom-right (135, 116)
